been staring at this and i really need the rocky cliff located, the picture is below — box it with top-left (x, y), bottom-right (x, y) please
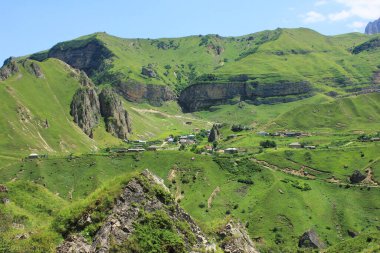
top-left (57, 170), bottom-right (216, 253)
top-left (115, 81), bottom-right (176, 106)
top-left (179, 81), bottom-right (312, 112)
top-left (219, 221), bottom-right (259, 253)
top-left (0, 57), bottom-right (19, 81)
top-left (365, 18), bottom-right (380, 35)
top-left (99, 88), bottom-right (131, 139)
top-left (70, 87), bottom-right (101, 138)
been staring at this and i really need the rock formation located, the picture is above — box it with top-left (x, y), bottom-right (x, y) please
top-left (115, 81), bottom-right (176, 106)
top-left (141, 66), bottom-right (157, 78)
top-left (365, 18), bottom-right (380, 35)
top-left (99, 88), bottom-right (131, 139)
top-left (349, 170), bottom-right (366, 184)
top-left (57, 170), bottom-right (215, 253)
top-left (208, 124), bottom-right (220, 142)
top-left (0, 184), bottom-right (8, 193)
top-left (0, 57), bottom-right (19, 81)
top-left (219, 221), bottom-right (259, 253)
top-left (70, 87), bottom-right (101, 137)
top-left (298, 230), bottom-right (326, 249)
top-left (179, 81), bottom-right (312, 112)
top-left (22, 60), bottom-right (44, 78)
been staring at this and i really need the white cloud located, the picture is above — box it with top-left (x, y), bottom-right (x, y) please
top-left (335, 0), bottom-right (380, 20)
top-left (303, 11), bottom-right (326, 23)
top-left (315, 0), bottom-right (328, 6)
top-left (328, 10), bottom-right (351, 21)
top-left (348, 21), bottom-right (367, 28)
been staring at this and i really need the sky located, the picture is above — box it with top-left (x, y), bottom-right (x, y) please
top-left (1, 0), bottom-right (380, 63)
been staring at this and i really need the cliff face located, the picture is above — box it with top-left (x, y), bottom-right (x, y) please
top-left (70, 87), bottom-right (101, 137)
top-left (57, 170), bottom-right (215, 253)
top-left (179, 81), bottom-right (312, 112)
top-left (115, 81), bottom-right (176, 106)
top-left (99, 88), bottom-right (131, 139)
top-left (365, 18), bottom-right (380, 35)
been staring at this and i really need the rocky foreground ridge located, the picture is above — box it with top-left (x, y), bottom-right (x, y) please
top-left (57, 170), bottom-right (259, 253)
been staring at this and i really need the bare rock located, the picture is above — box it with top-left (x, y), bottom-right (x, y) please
top-left (70, 87), bottom-right (101, 137)
top-left (365, 18), bottom-right (380, 35)
top-left (56, 234), bottom-right (91, 253)
top-left (22, 60), bottom-right (44, 78)
top-left (219, 221), bottom-right (259, 253)
top-left (99, 88), bottom-right (131, 139)
top-left (298, 229), bottom-right (326, 249)
top-left (0, 57), bottom-right (19, 81)
top-left (141, 66), bottom-right (157, 78)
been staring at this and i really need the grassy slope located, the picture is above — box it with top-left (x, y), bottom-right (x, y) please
top-left (51, 29), bottom-right (380, 94)
top-left (0, 152), bottom-right (379, 252)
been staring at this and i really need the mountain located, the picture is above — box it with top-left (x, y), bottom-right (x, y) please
top-left (28, 28), bottom-right (380, 112)
top-left (365, 18), bottom-right (380, 35)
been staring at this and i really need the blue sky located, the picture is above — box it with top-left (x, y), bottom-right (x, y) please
top-left (1, 0), bottom-right (379, 63)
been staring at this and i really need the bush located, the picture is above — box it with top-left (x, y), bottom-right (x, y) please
top-left (260, 140), bottom-right (277, 148)
top-left (198, 202), bottom-right (206, 208)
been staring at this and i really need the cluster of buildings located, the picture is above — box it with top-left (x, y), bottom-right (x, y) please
top-left (288, 142), bottom-right (316, 149)
top-left (258, 131), bottom-right (310, 137)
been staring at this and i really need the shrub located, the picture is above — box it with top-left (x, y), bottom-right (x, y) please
top-left (260, 140), bottom-right (277, 148)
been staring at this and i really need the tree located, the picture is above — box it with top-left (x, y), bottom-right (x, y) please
top-left (260, 140), bottom-right (277, 148)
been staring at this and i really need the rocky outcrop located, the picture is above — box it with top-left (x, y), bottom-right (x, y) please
top-left (99, 88), bottom-right (131, 139)
top-left (179, 81), bottom-right (312, 112)
top-left (70, 87), bottom-right (101, 137)
top-left (298, 230), bottom-right (325, 249)
top-left (365, 18), bottom-right (380, 35)
top-left (0, 184), bottom-right (8, 193)
top-left (219, 221), bottom-right (259, 253)
top-left (115, 81), bottom-right (176, 106)
top-left (349, 170), bottom-right (366, 184)
top-left (22, 60), bottom-right (44, 78)
top-left (0, 57), bottom-right (19, 81)
top-left (352, 38), bottom-right (380, 54)
top-left (57, 234), bottom-right (91, 253)
top-left (57, 170), bottom-right (215, 252)
top-left (141, 66), bottom-right (157, 78)
top-left (208, 124), bottom-right (220, 142)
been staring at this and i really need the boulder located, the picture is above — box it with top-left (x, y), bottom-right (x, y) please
top-left (0, 184), bottom-right (8, 193)
top-left (298, 230), bottom-right (326, 249)
top-left (141, 66), bottom-right (157, 78)
top-left (347, 229), bottom-right (358, 238)
top-left (349, 170), bottom-right (366, 184)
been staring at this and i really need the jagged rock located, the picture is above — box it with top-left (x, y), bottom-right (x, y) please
top-left (0, 184), bottom-right (8, 193)
top-left (208, 124), bottom-right (220, 142)
top-left (350, 170), bottom-right (366, 184)
top-left (115, 81), bottom-right (176, 106)
top-left (219, 221), bottom-right (259, 253)
top-left (70, 87), bottom-right (101, 137)
top-left (15, 233), bottom-right (29, 240)
top-left (56, 234), bottom-right (91, 253)
top-left (22, 60), bottom-right (44, 78)
top-left (1, 198), bottom-right (10, 204)
top-left (365, 18), bottom-right (380, 35)
top-left (57, 170), bottom-right (214, 252)
top-left (99, 88), bottom-right (131, 139)
top-left (141, 66), bottom-right (157, 78)
top-left (0, 57), bottom-right (19, 80)
top-left (78, 71), bottom-right (94, 87)
top-left (298, 230), bottom-right (326, 249)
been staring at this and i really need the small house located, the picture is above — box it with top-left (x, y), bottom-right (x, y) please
top-left (289, 142), bottom-right (302, 149)
top-left (28, 153), bottom-right (39, 159)
top-left (224, 148), bottom-right (238, 154)
top-left (304, 145), bottom-right (316, 150)
top-left (127, 148), bottom-right (146, 153)
top-left (371, 137), bottom-right (380, 142)
top-left (167, 138), bottom-right (174, 143)
top-left (134, 140), bottom-right (147, 144)
top-left (187, 134), bottom-right (196, 140)
top-left (205, 145), bottom-right (213, 151)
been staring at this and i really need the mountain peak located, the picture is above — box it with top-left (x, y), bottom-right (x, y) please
top-left (365, 18), bottom-right (380, 35)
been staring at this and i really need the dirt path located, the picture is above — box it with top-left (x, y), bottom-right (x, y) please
top-left (207, 186), bottom-right (220, 208)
